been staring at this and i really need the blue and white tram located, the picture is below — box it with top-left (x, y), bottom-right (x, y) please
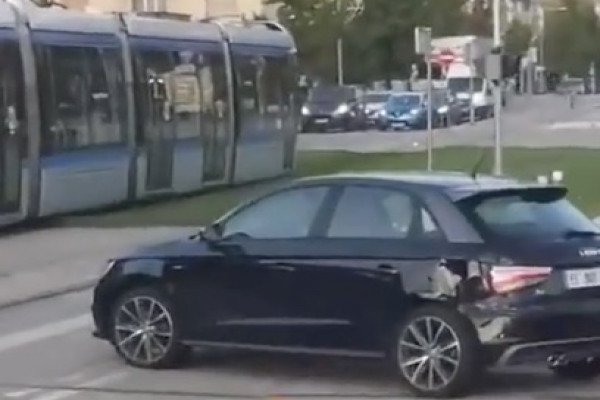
top-left (0, 1), bottom-right (299, 227)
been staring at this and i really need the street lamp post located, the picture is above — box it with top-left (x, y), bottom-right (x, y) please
top-left (492, 0), bottom-right (503, 176)
top-left (415, 26), bottom-right (433, 171)
top-left (335, 0), bottom-right (364, 86)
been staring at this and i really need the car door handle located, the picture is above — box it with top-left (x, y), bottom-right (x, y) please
top-left (264, 263), bottom-right (296, 273)
top-left (377, 264), bottom-right (399, 275)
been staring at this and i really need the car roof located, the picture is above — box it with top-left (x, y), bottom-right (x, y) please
top-left (296, 171), bottom-right (566, 201)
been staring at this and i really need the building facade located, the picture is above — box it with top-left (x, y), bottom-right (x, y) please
top-left (57, 0), bottom-right (279, 19)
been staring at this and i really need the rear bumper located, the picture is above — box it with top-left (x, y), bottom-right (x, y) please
top-left (497, 336), bottom-right (600, 367)
top-left (462, 297), bottom-right (600, 366)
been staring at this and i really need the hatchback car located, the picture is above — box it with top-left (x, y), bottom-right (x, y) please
top-left (301, 86), bottom-right (364, 132)
top-left (378, 91), bottom-right (449, 130)
top-left (92, 172), bottom-right (600, 398)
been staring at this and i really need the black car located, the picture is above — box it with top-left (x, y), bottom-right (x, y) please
top-left (92, 172), bottom-right (600, 398)
top-left (301, 86), bottom-right (364, 132)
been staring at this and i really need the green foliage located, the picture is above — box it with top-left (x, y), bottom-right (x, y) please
top-left (268, 0), bottom-right (469, 85)
top-left (544, 0), bottom-right (600, 76)
top-left (503, 20), bottom-right (532, 55)
top-left (268, 0), bottom-right (598, 83)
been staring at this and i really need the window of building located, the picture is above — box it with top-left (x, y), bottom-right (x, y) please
top-left (132, 0), bottom-right (167, 12)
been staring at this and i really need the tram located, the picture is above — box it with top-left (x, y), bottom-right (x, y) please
top-left (0, 0), bottom-right (299, 227)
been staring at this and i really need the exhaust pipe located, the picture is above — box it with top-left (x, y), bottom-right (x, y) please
top-left (547, 353), bottom-right (569, 368)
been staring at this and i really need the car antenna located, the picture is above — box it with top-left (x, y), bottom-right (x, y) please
top-left (470, 149), bottom-right (487, 180)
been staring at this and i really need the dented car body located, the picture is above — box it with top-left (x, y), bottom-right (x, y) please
top-left (92, 172), bottom-right (600, 397)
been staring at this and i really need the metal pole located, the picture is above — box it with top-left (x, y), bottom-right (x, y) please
top-left (337, 38), bottom-right (344, 85)
top-left (467, 43), bottom-right (475, 124)
top-left (427, 56), bottom-right (433, 171)
top-left (493, 0), bottom-right (503, 175)
top-left (336, 0), bottom-right (344, 85)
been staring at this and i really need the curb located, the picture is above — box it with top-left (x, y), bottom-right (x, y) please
top-left (0, 278), bottom-right (97, 312)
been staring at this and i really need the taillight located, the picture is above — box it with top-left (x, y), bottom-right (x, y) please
top-left (488, 266), bottom-right (553, 294)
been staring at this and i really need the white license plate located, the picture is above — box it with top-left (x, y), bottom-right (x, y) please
top-left (564, 267), bottom-right (600, 289)
top-left (315, 118), bottom-right (329, 124)
top-left (392, 122), bottom-right (406, 128)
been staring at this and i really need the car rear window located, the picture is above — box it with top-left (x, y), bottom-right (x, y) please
top-left (458, 190), bottom-right (599, 240)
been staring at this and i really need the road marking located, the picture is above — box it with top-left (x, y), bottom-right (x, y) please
top-left (0, 314), bottom-right (91, 354)
top-left (28, 370), bottom-right (128, 400)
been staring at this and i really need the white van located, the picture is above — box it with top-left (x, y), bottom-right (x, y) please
top-left (446, 63), bottom-right (494, 120)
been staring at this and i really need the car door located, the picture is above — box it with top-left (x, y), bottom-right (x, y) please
top-left (285, 184), bottom-right (448, 352)
top-left (181, 185), bottom-right (333, 346)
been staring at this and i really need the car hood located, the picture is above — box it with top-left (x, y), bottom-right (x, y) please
top-left (121, 235), bottom-right (215, 259)
top-left (490, 237), bottom-right (600, 267)
top-left (386, 106), bottom-right (418, 116)
top-left (305, 101), bottom-right (342, 114)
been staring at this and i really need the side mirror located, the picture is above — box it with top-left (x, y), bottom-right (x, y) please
top-left (198, 223), bottom-right (221, 243)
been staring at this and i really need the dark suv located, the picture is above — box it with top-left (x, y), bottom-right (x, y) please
top-left (92, 172), bottom-right (600, 398)
top-left (301, 86), bottom-right (364, 132)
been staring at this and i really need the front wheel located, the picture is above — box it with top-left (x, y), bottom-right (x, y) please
top-left (111, 287), bottom-right (190, 369)
top-left (394, 305), bottom-right (482, 398)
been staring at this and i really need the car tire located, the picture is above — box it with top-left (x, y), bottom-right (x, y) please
top-left (111, 287), bottom-right (190, 369)
top-left (552, 359), bottom-right (600, 380)
top-left (394, 305), bottom-right (482, 398)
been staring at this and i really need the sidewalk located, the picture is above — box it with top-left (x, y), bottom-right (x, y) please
top-left (0, 227), bottom-right (196, 309)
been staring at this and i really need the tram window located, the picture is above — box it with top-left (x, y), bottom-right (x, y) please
top-left (171, 50), bottom-right (202, 139)
top-left (236, 55), bottom-right (259, 114)
top-left (262, 57), bottom-right (285, 114)
top-left (45, 47), bottom-right (90, 151)
top-left (37, 45), bottom-right (126, 154)
top-left (86, 48), bottom-right (125, 145)
top-left (134, 50), bottom-right (175, 142)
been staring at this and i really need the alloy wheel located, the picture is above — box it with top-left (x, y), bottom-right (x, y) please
top-left (114, 296), bottom-right (174, 366)
top-left (398, 316), bottom-right (461, 392)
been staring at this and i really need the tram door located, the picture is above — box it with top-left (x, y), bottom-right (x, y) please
top-left (0, 42), bottom-right (23, 214)
top-left (137, 51), bottom-right (176, 191)
top-left (199, 52), bottom-right (228, 184)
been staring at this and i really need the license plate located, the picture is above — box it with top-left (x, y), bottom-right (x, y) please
top-left (564, 267), bottom-right (600, 289)
top-left (392, 122), bottom-right (406, 128)
top-left (315, 118), bottom-right (329, 124)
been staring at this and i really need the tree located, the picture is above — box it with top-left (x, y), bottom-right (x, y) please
top-left (544, 0), bottom-right (599, 76)
top-left (503, 20), bottom-right (532, 55)
top-left (461, 0), bottom-right (492, 36)
top-left (268, 0), bottom-right (482, 85)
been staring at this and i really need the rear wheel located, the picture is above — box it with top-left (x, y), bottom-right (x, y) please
top-left (552, 359), bottom-right (600, 380)
top-left (111, 287), bottom-right (190, 369)
top-left (394, 306), bottom-right (482, 398)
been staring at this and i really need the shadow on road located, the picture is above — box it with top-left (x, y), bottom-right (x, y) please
top-left (184, 350), bottom-right (596, 397)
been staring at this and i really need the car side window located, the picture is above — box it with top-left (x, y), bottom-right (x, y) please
top-left (221, 187), bottom-right (328, 239)
top-left (326, 186), bottom-right (441, 239)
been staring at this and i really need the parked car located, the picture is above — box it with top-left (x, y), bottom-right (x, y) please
top-left (92, 172), bottom-right (600, 398)
top-left (300, 86), bottom-right (364, 132)
top-left (437, 90), bottom-right (463, 126)
top-left (360, 91), bottom-right (391, 127)
top-left (378, 91), bottom-right (448, 130)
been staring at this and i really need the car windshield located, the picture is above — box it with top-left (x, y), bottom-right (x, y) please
top-left (459, 190), bottom-right (599, 240)
top-left (308, 87), bottom-right (352, 103)
top-left (363, 93), bottom-right (389, 103)
top-left (389, 94), bottom-right (421, 108)
top-left (448, 77), bottom-right (483, 93)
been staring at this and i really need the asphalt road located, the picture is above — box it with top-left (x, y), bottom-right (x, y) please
top-left (1, 289), bottom-right (600, 400)
top-left (298, 94), bottom-right (600, 153)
